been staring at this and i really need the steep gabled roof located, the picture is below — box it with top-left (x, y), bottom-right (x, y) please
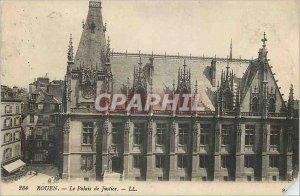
top-left (239, 58), bottom-right (286, 111)
top-left (73, 1), bottom-right (106, 70)
top-left (110, 53), bottom-right (250, 111)
top-left (240, 59), bottom-right (260, 102)
top-left (32, 88), bottom-right (61, 104)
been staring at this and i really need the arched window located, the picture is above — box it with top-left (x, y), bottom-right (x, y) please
top-left (3, 148), bottom-right (12, 160)
top-left (223, 92), bottom-right (232, 111)
top-left (251, 97), bottom-right (259, 112)
top-left (4, 133), bottom-right (12, 143)
top-left (4, 118), bottom-right (12, 128)
top-left (14, 117), bottom-right (20, 126)
top-left (5, 105), bottom-right (12, 114)
top-left (268, 98), bottom-right (276, 112)
top-left (14, 131), bottom-right (20, 141)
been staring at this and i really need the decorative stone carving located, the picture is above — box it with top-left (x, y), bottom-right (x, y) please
top-left (63, 118), bottom-right (70, 134)
top-left (102, 117), bottom-right (109, 134)
top-left (147, 117), bottom-right (154, 134)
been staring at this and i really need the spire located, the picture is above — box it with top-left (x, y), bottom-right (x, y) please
top-left (194, 80), bottom-right (198, 94)
top-left (106, 36), bottom-right (111, 62)
top-left (104, 21), bottom-right (107, 32)
top-left (226, 56), bottom-right (230, 81)
top-left (67, 34), bottom-right (74, 62)
top-left (258, 32), bottom-right (268, 61)
top-left (261, 32), bottom-right (267, 48)
top-left (74, 1), bottom-right (107, 70)
top-left (287, 84), bottom-right (294, 118)
top-left (235, 83), bottom-right (241, 116)
top-left (230, 38), bottom-right (232, 60)
top-left (172, 80), bottom-right (175, 94)
top-left (221, 70), bottom-right (224, 82)
top-left (183, 59), bottom-right (187, 78)
top-left (107, 36), bottom-right (110, 51)
top-left (288, 84), bottom-right (294, 103)
top-left (138, 56), bottom-right (142, 78)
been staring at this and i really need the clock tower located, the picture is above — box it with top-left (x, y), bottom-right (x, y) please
top-left (64, 0), bottom-right (112, 111)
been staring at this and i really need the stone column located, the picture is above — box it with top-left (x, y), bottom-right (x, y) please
top-left (62, 117), bottom-right (70, 180)
top-left (95, 120), bottom-right (102, 181)
top-left (213, 122), bottom-right (221, 180)
top-left (146, 117), bottom-right (154, 180)
top-left (191, 120), bottom-right (200, 181)
top-left (123, 117), bottom-right (130, 180)
top-left (107, 120), bottom-right (112, 173)
top-left (261, 123), bottom-right (269, 181)
top-left (286, 128), bottom-right (293, 180)
top-left (235, 122), bottom-right (243, 181)
top-left (169, 118), bottom-right (177, 180)
top-left (101, 117), bottom-right (109, 177)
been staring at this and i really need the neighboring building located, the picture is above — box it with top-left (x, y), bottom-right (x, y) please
top-left (1, 85), bottom-right (26, 176)
top-left (23, 78), bottom-right (63, 165)
top-left (59, 1), bottom-right (299, 182)
top-left (29, 75), bottom-right (50, 93)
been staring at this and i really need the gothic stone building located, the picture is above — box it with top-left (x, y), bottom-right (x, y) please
top-left (60, 1), bottom-right (298, 181)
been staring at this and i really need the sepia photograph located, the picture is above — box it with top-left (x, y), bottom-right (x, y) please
top-left (0, 0), bottom-right (299, 195)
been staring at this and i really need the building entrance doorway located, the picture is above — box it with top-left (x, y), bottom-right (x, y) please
top-left (111, 156), bottom-right (123, 173)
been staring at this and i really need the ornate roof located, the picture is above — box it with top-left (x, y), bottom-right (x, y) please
top-left (73, 1), bottom-right (106, 70)
top-left (110, 53), bottom-right (250, 111)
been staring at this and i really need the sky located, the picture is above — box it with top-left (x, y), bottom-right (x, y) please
top-left (1, 0), bottom-right (299, 99)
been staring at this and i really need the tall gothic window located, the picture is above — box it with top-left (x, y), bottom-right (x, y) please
top-left (178, 124), bottom-right (189, 145)
top-left (221, 155), bottom-right (230, 168)
top-left (3, 148), bottom-right (12, 160)
top-left (199, 155), bottom-right (209, 168)
top-left (251, 97), bottom-right (259, 112)
top-left (245, 125), bottom-right (255, 146)
top-left (268, 98), bottom-right (276, 112)
top-left (82, 122), bottom-right (94, 145)
top-left (270, 126), bottom-right (280, 147)
top-left (156, 123), bottom-right (167, 145)
top-left (133, 155), bottom-right (142, 168)
top-left (221, 125), bottom-right (231, 146)
top-left (200, 124), bottom-right (210, 146)
top-left (81, 155), bottom-right (93, 171)
top-left (177, 155), bottom-right (188, 168)
top-left (223, 91), bottom-right (232, 111)
top-left (155, 155), bottom-right (167, 168)
top-left (244, 155), bottom-right (255, 168)
top-left (134, 123), bottom-right (144, 145)
top-left (112, 123), bottom-right (122, 145)
top-left (269, 155), bottom-right (279, 168)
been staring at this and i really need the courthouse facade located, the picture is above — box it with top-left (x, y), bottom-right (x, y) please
top-left (59, 1), bottom-right (299, 181)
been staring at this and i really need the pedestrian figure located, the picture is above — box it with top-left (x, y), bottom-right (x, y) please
top-left (48, 178), bottom-right (52, 184)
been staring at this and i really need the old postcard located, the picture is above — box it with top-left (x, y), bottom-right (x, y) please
top-left (0, 0), bottom-right (299, 195)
